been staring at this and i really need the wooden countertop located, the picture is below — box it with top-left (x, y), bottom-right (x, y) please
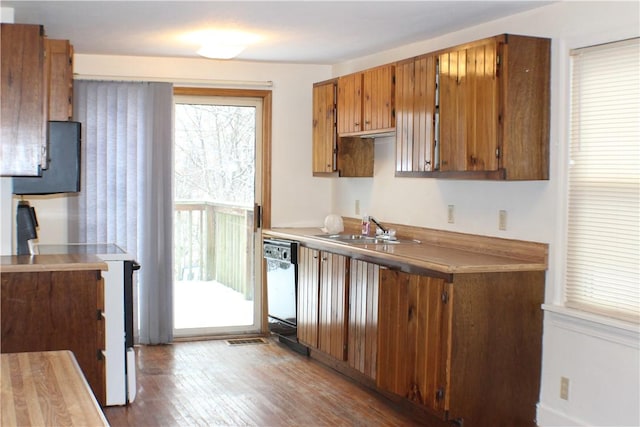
top-left (264, 227), bottom-right (548, 274)
top-left (0, 254), bottom-right (108, 273)
top-left (1, 351), bottom-right (109, 426)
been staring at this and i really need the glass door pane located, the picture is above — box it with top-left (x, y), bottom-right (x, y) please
top-left (173, 95), bottom-right (262, 337)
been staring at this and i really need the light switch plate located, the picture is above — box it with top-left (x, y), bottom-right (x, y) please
top-left (499, 210), bottom-right (507, 230)
top-left (447, 205), bottom-right (455, 224)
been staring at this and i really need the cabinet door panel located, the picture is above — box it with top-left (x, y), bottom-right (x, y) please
top-left (439, 49), bottom-right (467, 171)
top-left (297, 247), bottom-right (320, 348)
top-left (318, 252), bottom-right (348, 361)
top-left (396, 56), bottom-right (436, 174)
top-left (377, 270), bottom-right (450, 417)
top-left (439, 39), bottom-right (499, 173)
top-left (377, 270), bottom-right (412, 394)
top-left (395, 59), bottom-right (415, 172)
top-left (1, 24), bottom-right (46, 176)
top-left (348, 260), bottom-right (379, 379)
top-left (466, 41), bottom-right (498, 171)
top-left (413, 55), bottom-right (436, 172)
top-left (312, 81), bottom-right (336, 173)
top-left (337, 73), bottom-right (362, 134)
top-left (363, 65), bottom-right (395, 132)
top-left (47, 39), bottom-right (74, 121)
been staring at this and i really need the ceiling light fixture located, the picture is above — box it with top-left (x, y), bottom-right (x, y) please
top-left (182, 29), bottom-right (261, 60)
top-left (197, 43), bottom-right (246, 60)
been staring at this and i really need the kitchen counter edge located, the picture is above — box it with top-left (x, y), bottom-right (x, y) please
top-left (1, 254), bottom-right (108, 273)
top-left (263, 228), bottom-right (548, 274)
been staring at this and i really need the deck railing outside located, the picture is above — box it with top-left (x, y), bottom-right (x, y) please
top-left (174, 201), bottom-right (254, 299)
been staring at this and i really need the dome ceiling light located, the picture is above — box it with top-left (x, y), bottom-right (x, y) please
top-left (182, 29), bottom-right (262, 60)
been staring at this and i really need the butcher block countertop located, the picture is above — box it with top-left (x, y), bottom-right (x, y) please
top-left (1, 351), bottom-right (109, 426)
top-left (264, 224), bottom-right (548, 274)
top-left (0, 254), bottom-right (108, 273)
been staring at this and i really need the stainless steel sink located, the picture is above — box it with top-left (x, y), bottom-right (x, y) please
top-left (314, 234), bottom-right (421, 245)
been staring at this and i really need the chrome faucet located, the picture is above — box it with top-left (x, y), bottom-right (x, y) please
top-left (369, 217), bottom-right (388, 234)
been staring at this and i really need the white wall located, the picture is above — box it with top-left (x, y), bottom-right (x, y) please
top-left (329, 2), bottom-right (640, 426)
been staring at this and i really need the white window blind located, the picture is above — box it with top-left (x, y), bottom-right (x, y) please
top-left (566, 38), bottom-right (640, 323)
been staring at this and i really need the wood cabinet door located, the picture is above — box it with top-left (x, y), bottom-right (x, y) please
top-left (348, 260), bottom-right (379, 379)
top-left (337, 73), bottom-right (362, 134)
top-left (501, 35), bottom-right (551, 180)
top-left (46, 38), bottom-right (74, 121)
top-left (318, 251), bottom-right (349, 361)
top-left (1, 270), bottom-right (106, 405)
top-left (439, 38), bottom-right (499, 172)
top-left (312, 81), bottom-right (336, 174)
top-left (396, 55), bottom-right (436, 173)
top-left (362, 64), bottom-right (395, 132)
top-left (1, 24), bottom-right (47, 176)
top-left (297, 247), bottom-right (320, 348)
top-left (377, 270), bottom-right (451, 417)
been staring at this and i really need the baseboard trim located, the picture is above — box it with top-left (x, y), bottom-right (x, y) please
top-left (537, 402), bottom-right (586, 426)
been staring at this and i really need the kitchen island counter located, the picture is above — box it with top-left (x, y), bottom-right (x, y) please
top-left (0, 254), bottom-right (107, 273)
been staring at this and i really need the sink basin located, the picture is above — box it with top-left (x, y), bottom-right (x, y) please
top-left (314, 234), bottom-right (420, 245)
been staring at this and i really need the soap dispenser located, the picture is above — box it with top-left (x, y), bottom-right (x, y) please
top-left (361, 215), bottom-right (370, 236)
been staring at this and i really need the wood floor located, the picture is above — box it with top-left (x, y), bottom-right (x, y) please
top-left (103, 337), bottom-right (441, 426)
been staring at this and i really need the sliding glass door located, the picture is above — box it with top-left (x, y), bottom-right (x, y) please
top-left (173, 93), bottom-right (263, 337)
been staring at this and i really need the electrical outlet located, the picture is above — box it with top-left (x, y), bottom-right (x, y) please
top-left (560, 376), bottom-right (570, 400)
top-left (499, 210), bottom-right (507, 231)
top-left (355, 200), bottom-right (360, 215)
top-left (447, 205), bottom-right (455, 224)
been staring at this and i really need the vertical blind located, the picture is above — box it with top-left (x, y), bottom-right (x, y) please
top-left (566, 38), bottom-right (640, 323)
top-left (71, 80), bottom-right (175, 344)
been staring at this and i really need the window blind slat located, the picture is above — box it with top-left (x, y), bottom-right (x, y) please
top-left (567, 38), bottom-right (640, 324)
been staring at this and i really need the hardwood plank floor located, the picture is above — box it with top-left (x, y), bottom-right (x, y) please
top-left (103, 338), bottom-right (444, 426)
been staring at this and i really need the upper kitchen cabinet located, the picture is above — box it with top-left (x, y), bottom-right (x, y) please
top-left (1, 24), bottom-right (75, 176)
top-left (312, 79), bottom-right (337, 174)
top-left (337, 64), bottom-right (395, 136)
top-left (313, 79), bottom-right (374, 177)
top-left (395, 54), bottom-right (437, 175)
top-left (46, 39), bottom-right (74, 121)
top-left (1, 24), bottom-right (47, 176)
top-left (437, 34), bottom-right (550, 180)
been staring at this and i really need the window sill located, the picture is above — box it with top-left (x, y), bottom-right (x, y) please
top-left (542, 304), bottom-right (640, 349)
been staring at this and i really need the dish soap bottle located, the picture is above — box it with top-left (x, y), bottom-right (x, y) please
top-left (361, 215), bottom-right (370, 236)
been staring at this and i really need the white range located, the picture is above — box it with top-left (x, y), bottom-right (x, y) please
top-left (34, 243), bottom-right (137, 406)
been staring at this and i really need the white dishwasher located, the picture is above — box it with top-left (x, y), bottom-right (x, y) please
top-left (34, 243), bottom-right (138, 406)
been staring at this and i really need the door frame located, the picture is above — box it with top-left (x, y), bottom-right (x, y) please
top-left (173, 87), bottom-right (272, 335)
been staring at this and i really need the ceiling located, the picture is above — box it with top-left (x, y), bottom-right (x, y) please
top-left (3, 1), bottom-right (552, 64)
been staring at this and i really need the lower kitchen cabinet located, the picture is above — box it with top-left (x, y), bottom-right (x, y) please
top-left (348, 259), bottom-right (379, 379)
top-left (294, 240), bottom-right (544, 426)
top-left (318, 251), bottom-right (349, 360)
top-left (377, 269), bottom-right (451, 418)
top-left (297, 247), bottom-right (349, 361)
top-left (297, 246), bottom-right (320, 348)
top-left (1, 270), bottom-right (106, 405)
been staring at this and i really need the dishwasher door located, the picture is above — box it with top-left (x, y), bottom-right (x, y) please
top-left (263, 239), bottom-right (298, 336)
